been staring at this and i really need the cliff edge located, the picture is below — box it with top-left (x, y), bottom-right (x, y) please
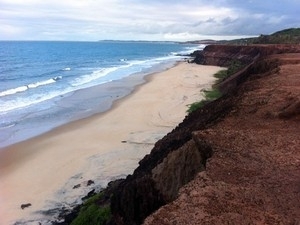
top-left (58, 44), bottom-right (300, 225)
top-left (143, 46), bottom-right (300, 224)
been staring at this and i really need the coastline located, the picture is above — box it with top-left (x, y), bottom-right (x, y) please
top-left (0, 60), bottom-right (177, 148)
top-left (0, 62), bottom-right (223, 224)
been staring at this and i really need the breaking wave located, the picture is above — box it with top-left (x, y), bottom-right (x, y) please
top-left (0, 76), bottom-right (62, 97)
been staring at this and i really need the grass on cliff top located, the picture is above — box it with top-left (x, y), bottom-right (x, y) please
top-left (220, 28), bottom-right (300, 44)
top-left (71, 192), bottom-right (111, 225)
top-left (213, 69), bottom-right (228, 79)
top-left (187, 60), bottom-right (244, 114)
top-left (187, 88), bottom-right (222, 113)
top-left (187, 70), bottom-right (225, 114)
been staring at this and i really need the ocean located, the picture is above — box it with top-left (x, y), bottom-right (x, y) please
top-left (0, 41), bottom-right (202, 148)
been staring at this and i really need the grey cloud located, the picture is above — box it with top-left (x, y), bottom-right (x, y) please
top-left (0, 0), bottom-right (299, 41)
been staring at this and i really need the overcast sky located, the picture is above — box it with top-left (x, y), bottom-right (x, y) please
top-left (0, 0), bottom-right (299, 41)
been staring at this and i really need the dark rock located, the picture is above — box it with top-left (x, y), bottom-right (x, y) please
top-left (21, 203), bottom-right (31, 210)
top-left (72, 184), bottom-right (81, 189)
top-left (87, 180), bottom-right (95, 186)
top-left (53, 205), bottom-right (81, 225)
top-left (81, 189), bottom-right (95, 201)
top-left (110, 176), bottom-right (165, 225)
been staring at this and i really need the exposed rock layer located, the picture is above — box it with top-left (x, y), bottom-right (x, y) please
top-left (109, 44), bottom-right (300, 225)
top-left (57, 44), bottom-right (300, 224)
top-left (143, 47), bottom-right (300, 224)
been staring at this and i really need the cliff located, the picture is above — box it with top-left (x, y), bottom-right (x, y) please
top-left (109, 44), bottom-right (300, 225)
top-left (144, 46), bottom-right (300, 224)
top-left (57, 44), bottom-right (300, 225)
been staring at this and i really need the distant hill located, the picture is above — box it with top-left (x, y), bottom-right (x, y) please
top-left (272, 28), bottom-right (300, 36)
top-left (221, 28), bottom-right (300, 44)
top-left (185, 28), bottom-right (300, 45)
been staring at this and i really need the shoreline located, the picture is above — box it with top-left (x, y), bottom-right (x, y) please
top-left (0, 62), bottom-right (223, 224)
top-left (0, 60), bottom-right (178, 149)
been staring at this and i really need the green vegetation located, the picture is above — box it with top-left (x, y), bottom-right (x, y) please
top-left (213, 69), bottom-right (228, 79)
top-left (213, 60), bottom-right (244, 81)
top-left (187, 60), bottom-right (244, 113)
top-left (187, 100), bottom-right (207, 113)
top-left (221, 28), bottom-right (300, 45)
top-left (187, 88), bottom-right (222, 113)
top-left (203, 89), bottom-right (222, 100)
top-left (187, 59), bottom-right (245, 113)
top-left (227, 60), bottom-right (244, 76)
top-left (272, 28), bottom-right (300, 36)
top-left (71, 192), bottom-right (111, 225)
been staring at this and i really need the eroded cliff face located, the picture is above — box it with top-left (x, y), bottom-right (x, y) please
top-left (108, 44), bottom-right (300, 225)
top-left (109, 101), bottom-right (223, 225)
top-left (144, 50), bottom-right (300, 225)
top-left (191, 44), bottom-right (300, 66)
top-left (58, 45), bottom-right (300, 225)
top-left (151, 139), bottom-right (204, 202)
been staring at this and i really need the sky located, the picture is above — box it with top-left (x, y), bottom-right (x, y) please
top-left (0, 0), bottom-right (299, 41)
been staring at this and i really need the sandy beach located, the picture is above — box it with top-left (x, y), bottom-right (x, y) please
top-left (0, 62), bottom-right (222, 224)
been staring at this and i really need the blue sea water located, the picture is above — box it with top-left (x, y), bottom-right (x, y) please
top-left (0, 41), bottom-right (202, 148)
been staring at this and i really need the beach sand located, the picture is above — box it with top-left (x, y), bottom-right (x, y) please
top-left (0, 62), bottom-right (222, 224)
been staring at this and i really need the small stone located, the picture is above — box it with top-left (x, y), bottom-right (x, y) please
top-left (87, 180), bottom-right (95, 186)
top-left (73, 184), bottom-right (81, 189)
top-left (21, 203), bottom-right (32, 210)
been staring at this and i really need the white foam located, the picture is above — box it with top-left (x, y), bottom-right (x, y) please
top-left (0, 77), bottom-right (62, 97)
top-left (0, 87), bottom-right (72, 113)
top-left (62, 67), bottom-right (71, 71)
top-left (0, 86), bottom-right (28, 97)
top-left (28, 78), bottom-right (56, 88)
top-left (70, 67), bottom-right (118, 87)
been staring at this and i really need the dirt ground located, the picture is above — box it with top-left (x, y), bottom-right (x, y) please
top-left (144, 53), bottom-right (300, 225)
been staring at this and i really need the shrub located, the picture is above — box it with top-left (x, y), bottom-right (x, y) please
top-left (187, 60), bottom-right (245, 114)
top-left (213, 69), bottom-right (228, 79)
top-left (187, 88), bottom-right (222, 113)
top-left (187, 100), bottom-right (207, 113)
top-left (203, 89), bottom-right (222, 100)
top-left (71, 193), bottom-right (111, 225)
top-left (227, 60), bottom-right (244, 76)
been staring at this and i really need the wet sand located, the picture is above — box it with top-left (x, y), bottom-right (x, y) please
top-left (0, 62), bottom-right (222, 224)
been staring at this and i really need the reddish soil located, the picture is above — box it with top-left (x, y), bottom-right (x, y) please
top-left (143, 53), bottom-right (300, 224)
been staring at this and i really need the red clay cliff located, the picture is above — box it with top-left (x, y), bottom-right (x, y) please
top-left (143, 45), bottom-right (300, 224)
top-left (55, 44), bottom-right (300, 225)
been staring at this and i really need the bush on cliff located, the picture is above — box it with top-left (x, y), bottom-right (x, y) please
top-left (214, 60), bottom-right (244, 81)
top-left (187, 59), bottom-right (245, 113)
top-left (187, 88), bottom-right (222, 113)
top-left (70, 193), bottom-right (111, 225)
top-left (227, 60), bottom-right (244, 76)
top-left (213, 69), bottom-right (228, 79)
